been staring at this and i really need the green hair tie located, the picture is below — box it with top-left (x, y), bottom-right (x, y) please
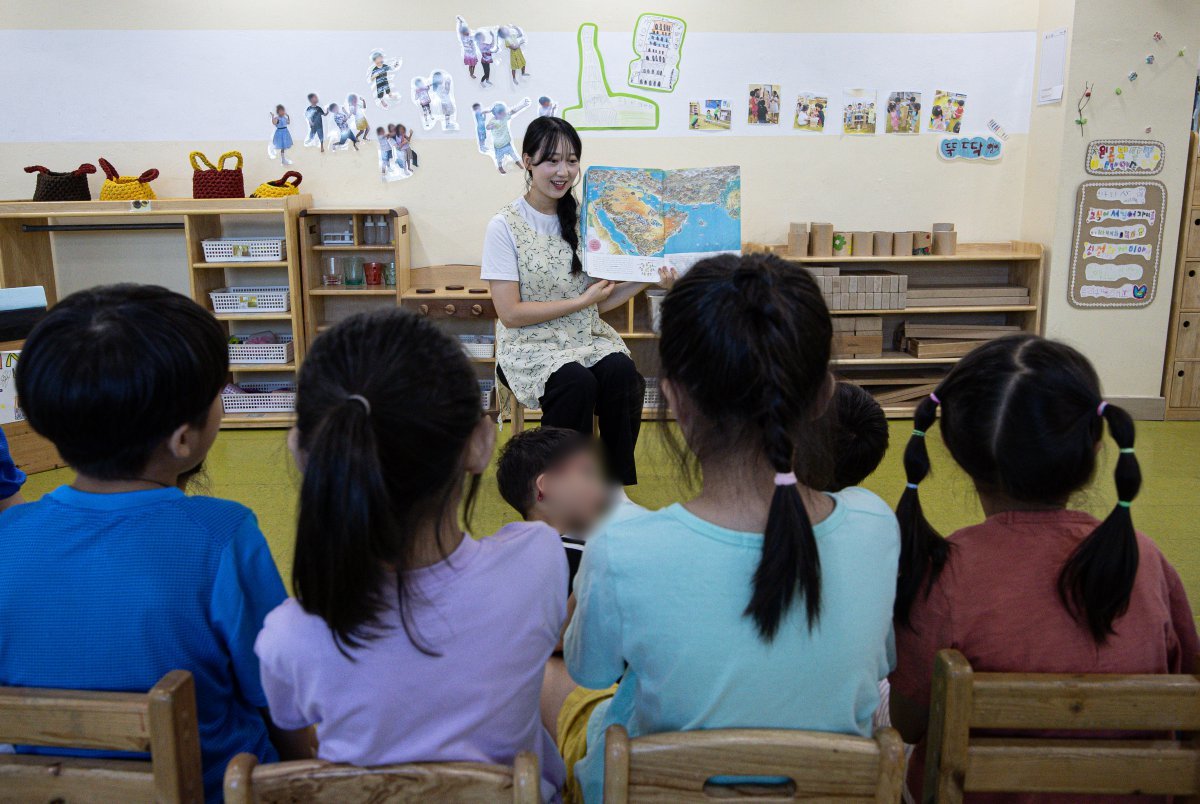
top-left (1119, 447), bottom-right (1135, 454)
top-left (912, 429), bottom-right (926, 438)
top-left (1117, 500), bottom-right (1132, 508)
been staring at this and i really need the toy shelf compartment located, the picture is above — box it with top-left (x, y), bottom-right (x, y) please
top-left (222, 382), bottom-right (297, 414)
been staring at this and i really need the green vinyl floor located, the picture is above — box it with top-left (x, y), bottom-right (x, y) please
top-left (20, 420), bottom-right (1200, 618)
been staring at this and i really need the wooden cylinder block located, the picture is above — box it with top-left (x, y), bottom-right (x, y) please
top-left (873, 231), bottom-right (893, 254)
top-left (932, 222), bottom-right (956, 232)
top-left (810, 222), bottom-right (834, 257)
top-left (852, 231), bottom-right (873, 257)
top-left (913, 231), bottom-right (933, 255)
top-left (892, 231), bottom-right (914, 256)
top-left (932, 230), bottom-right (958, 255)
top-left (832, 231), bottom-right (853, 257)
top-left (787, 223), bottom-right (809, 257)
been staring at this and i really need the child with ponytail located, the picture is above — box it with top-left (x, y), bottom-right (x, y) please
top-left (890, 335), bottom-right (1199, 803)
top-left (254, 310), bottom-right (568, 800)
top-left (543, 254), bottom-right (900, 804)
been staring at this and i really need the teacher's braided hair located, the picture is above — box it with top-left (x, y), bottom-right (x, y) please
top-left (521, 116), bottom-right (584, 273)
top-left (894, 335), bottom-right (1141, 642)
top-left (658, 253), bottom-right (833, 639)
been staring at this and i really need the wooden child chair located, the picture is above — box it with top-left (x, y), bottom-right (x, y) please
top-left (923, 648), bottom-right (1200, 803)
top-left (0, 670), bottom-right (204, 803)
top-left (223, 751), bottom-right (541, 804)
top-left (602, 724), bottom-right (906, 803)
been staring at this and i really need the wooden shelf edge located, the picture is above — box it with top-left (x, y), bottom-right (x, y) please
top-left (229, 363), bottom-right (296, 372)
top-left (309, 288), bottom-right (398, 296)
top-left (313, 244), bottom-right (397, 252)
top-left (193, 261), bottom-right (288, 269)
top-left (221, 413), bottom-right (296, 429)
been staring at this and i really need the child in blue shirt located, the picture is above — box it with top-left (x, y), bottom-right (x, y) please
top-left (545, 254), bottom-right (899, 803)
top-left (0, 284), bottom-right (307, 802)
top-left (0, 426), bottom-right (25, 511)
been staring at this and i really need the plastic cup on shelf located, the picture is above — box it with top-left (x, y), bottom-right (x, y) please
top-left (344, 258), bottom-right (365, 286)
top-left (322, 257), bottom-right (344, 286)
top-left (364, 261), bottom-right (383, 285)
top-left (384, 261), bottom-right (397, 287)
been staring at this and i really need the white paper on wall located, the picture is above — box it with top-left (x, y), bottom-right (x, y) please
top-left (1037, 27), bottom-right (1068, 105)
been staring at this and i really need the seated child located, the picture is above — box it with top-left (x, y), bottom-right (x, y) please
top-left (545, 254), bottom-right (899, 804)
top-left (890, 335), bottom-right (1200, 803)
top-left (0, 426), bottom-right (25, 511)
top-left (254, 309), bottom-right (567, 801)
top-left (0, 284), bottom-right (300, 802)
top-left (824, 382), bottom-right (889, 492)
top-left (496, 426), bottom-right (645, 591)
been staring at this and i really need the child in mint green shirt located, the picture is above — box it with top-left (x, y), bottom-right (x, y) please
top-left (546, 253), bottom-right (899, 803)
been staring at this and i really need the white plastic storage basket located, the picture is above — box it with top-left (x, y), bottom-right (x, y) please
top-left (460, 335), bottom-right (496, 359)
top-left (222, 382), bottom-right (296, 414)
top-left (209, 287), bottom-right (291, 314)
top-left (228, 335), bottom-right (295, 365)
top-left (201, 238), bottom-right (285, 263)
top-left (479, 379), bottom-right (495, 410)
top-left (643, 378), bottom-right (662, 410)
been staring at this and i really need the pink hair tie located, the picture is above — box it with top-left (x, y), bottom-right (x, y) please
top-left (1097, 400), bottom-right (1109, 416)
top-left (774, 472), bottom-right (797, 486)
top-left (930, 392), bottom-right (941, 405)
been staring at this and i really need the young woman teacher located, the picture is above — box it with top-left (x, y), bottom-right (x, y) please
top-left (481, 116), bottom-right (673, 486)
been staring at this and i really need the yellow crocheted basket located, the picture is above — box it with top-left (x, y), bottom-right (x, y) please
top-left (250, 171), bottom-right (303, 198)
top-left (98, 158), bottom-right (158, 201)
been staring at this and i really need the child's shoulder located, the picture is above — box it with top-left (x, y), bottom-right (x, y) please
top-left (827, 486), bottom-right (895, 521)
top-left (257, 598), bottom-right (330, 659)
top-left (482, 520), bottom-right (562, 559)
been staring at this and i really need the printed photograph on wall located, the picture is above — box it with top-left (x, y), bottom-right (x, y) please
top-left (884, 91), bottom-right (922, 134)
top-left (497, 23), bottom-right (531, 86)
top-left (792, 93), bottom-right (827, 131)
top-left (368, 48), bottom-right (403, 109)
top-left (689, 100), bottom-right (731, 130)
top-left (627, 13), bottom-right (686, 92)
top-left (930, 89), bottom-right (967, 133)
top-left (376, 121), bottom-right (419, 182)
top-left (748, 83), bottom-right (781, 125)
top-left (840, 88), bottom-right (877, 135)
top-left (474, 96), bottom-right (532, 173)
top-left (303, 92), bottom-right (329, 151)
top-left (413, 70), bottom-right (459, 131)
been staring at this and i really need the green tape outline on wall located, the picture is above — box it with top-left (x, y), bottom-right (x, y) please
top-left (563, 22), bottom-right (660, 131)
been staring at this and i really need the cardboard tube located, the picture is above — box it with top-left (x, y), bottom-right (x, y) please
top-left (913, 231), bottom-right (932, 255)
top-left (852, 231), bottom-right (873, 257)
top-left (787, 222), bottom-right (809, 257)
top-left (932, 229), bottom-right (958, 255)
top-left (932, 222), bottom-right (955, 232)
top-left (892, 231), bottom-right (914, 256)
top-left (810, 222), bottom-right (833, 257)
top-left (873, 231), bottom-right (893, 254)
top-left (832, 230), bottom-right (852, 257)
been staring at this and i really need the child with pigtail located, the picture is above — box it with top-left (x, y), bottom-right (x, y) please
top-left (889, 335), bottom-right (1199, 804)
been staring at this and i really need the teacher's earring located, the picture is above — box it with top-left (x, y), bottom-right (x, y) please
top-left (536, 491), bottom-right (544, 502)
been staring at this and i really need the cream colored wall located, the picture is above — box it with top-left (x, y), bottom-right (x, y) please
top-left (1031, 0), bottom-right (1200, 401)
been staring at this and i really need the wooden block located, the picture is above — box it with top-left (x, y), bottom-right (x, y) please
top-left (873, 231), bottom-right (893, 254)
top-left (832, 333), bottom-right (883, 358)
top-left (906, 338), bottom-right (989, 358)
top-left (933, 230), bottom-right (958, 255)
top-left (810, 223), bottom-right (834, 257)
top-left (855, 317), bottom-right (883, 333)
top-left (874, 383), bottom-right (940, 404)
top-left (907, 286), bottom-right (1029, 299)
top-left (913, 231), bottom-right (932, 255)
top-left (900, 323), bottom-right (1020, 340)
top-left (833, 231), bottom-right (853, 257)
top-left (893, 231), bottom-right (914, 255)
top-left (852, 231), bottom-right (873, 256)
top-left (787, 224), bottom-right (809, 257)
top-left (931, 222), bottom-right (955, 232)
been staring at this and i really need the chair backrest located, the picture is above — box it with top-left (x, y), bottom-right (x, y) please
top-left (602, 724), bottom-right (905, 803)
top-left (924, 648), bottom-right (1200, 803)
top-left (0, 670), bottom-right (204, 803)
top-left (223, 750), bottom-right (541, 804)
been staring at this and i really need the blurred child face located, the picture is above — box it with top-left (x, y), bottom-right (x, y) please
top-left (373, 55), bottom-right (383, 66)
top-left (308, 95), bottom-right (318, 104)
top-left (536, 450), bottom-right (609, 534)
top-left (524, 137), bottom-right (579, 200)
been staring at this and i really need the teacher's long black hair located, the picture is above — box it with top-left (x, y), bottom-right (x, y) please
top-left (522, 116), bottom-right (584, 273)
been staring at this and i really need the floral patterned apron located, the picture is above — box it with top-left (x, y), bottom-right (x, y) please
top-left (495, 201), bottom-right (629, 409)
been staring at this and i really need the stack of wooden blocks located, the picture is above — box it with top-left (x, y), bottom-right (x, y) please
top-left (832, 316), bottom-right (883, 358)
top-left (905, 285), bottom-right (1030, 309)
top-left (806, 266), bottom-right (908, 311)
top-left (897, 322), bottom-right (1021, 358)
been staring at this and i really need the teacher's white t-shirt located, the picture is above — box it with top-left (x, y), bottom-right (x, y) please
top-left (480, 198), bottom-right (562, 282)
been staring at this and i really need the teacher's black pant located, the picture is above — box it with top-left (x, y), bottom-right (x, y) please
top-left (501, 353), bottom-right (644, 486)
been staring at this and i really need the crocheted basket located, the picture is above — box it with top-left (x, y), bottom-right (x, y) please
top-left (23, 163), bottom-right (96, 202)
top-left (250, 171), bottom-right (303, 198)
top-left (190, 150), bottom-right (245, 199)
top-left (98, 158), bottom-right (159, 201)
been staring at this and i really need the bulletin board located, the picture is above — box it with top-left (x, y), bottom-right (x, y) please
top-left (1067, 180), bottom-right (1167, 309)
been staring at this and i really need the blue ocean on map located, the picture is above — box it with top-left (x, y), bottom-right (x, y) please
top-left (663, 200), bottom-right (740, 254)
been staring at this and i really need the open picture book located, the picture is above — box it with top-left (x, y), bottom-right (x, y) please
top-left (581, 165), bottom-right (741, 281)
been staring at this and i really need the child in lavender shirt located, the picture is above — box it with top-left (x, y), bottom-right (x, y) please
top-left (255, 310), bottom-right (567, 800)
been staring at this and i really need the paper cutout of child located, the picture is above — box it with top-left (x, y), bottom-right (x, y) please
top-left (369, 49), bottom-right (402, 109)
top-left (304, 93), bottom-right (326, 152)
top-left (268, 105), bottom-right (293, 165)
top-left (485, 97), bottom-right (531, 174)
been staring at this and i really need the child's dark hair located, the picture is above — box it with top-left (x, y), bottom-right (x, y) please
top-left (307, 93), bottom-right (318, 102)
top-left (895, 335), bottom-right (1141, 642)
top-left (825, 382), bottom-right (888, 491)
top-left (17, 284), bottom-right (226, 480)
top-left (496, 426), bottom-right (591, 518)
top-left (659, 252), bottom-right (832, 640)
top-left (521, 116), bottom-right (583, 273)
top-left (291, 309), bottom-right (483, 654)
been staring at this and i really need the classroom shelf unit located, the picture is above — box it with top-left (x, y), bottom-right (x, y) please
top-left (1163, 132), bottom-right (1200, 419)
top-left (0, 196), bottom-right (312, 430)
top-left (298, 207), bottom-right (411, 342)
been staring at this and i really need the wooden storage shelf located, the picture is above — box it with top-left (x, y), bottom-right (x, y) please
top-left (221, 413), bottom-right (298, 428)
top-left (1163, 133), bottom-right (1200, 420)
top-left (0, 195), bottom-right (310, 435)
top-left (832, 352), bottom-right (961, 366)
top-left (310, 287), bottom-right (398, 296)
top-left (782, 241), bottom-right (1042, 263)
top-left (313, 244), bottom-right (397, 252)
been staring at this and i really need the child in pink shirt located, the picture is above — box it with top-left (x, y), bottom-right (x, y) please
top-left (255, 310), bottom-right (567, 800)
top-left (890, 335), bottom-right (1199, 804)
